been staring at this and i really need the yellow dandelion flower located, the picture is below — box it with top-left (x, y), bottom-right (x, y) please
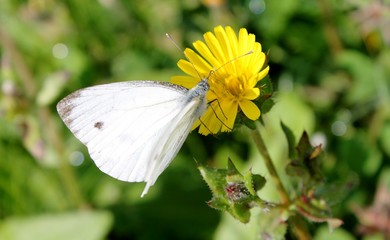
top-left (171, 26), bottom-right (269, 135)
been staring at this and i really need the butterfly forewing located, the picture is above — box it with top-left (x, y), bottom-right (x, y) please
top-left (57, 81), bottom-right (190, 185)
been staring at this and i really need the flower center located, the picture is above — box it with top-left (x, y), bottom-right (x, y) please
top-left (208, 72), bottom-right (248, 103)
top-left (226, 75), bottom-right (246, 97)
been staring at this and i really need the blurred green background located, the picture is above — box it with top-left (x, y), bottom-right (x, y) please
top-left (1, 0), bottom-right (390, 239)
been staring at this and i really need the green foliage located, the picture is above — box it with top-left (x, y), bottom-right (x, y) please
top-left (1, 0), bottom-right (390, 239)
top-left (0, 211), bottom-right (113, 240)
top-left (202, 123), bottom-right (342, 235)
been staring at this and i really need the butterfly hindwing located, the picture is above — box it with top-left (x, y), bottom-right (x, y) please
top-left (140, 98), bottom-right (205, 196)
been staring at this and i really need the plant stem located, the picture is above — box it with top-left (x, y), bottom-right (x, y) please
top-left (290, 215), bottom-right (312, 240)
top-left (39, 108), bottom-right (86, 209)
top-left (251, 123), bottom-right (312, 239)
top-left (1, 26), bottom-right (85, 209)
top-left (250, 123), bottom-right (290, 205)
top-left (0, 26), bottom-right (36, 98)
top-left (317, 0), bottom-right (343, 57)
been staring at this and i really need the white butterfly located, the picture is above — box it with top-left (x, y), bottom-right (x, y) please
top-left (57, 79), bottom-right (209, 197)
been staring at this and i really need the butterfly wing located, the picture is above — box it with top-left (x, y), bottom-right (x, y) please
top-left (57, 81), bottom-right (196, 195)
top-left (140, 95), bottom-right (207, 196)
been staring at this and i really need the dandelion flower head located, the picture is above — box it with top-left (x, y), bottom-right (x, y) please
top-left (171, 26), bottom-right (269, 135)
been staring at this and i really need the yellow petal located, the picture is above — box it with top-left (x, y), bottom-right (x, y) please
top-left (248, 44), bottom-right (265, 74)
top-left (193, 40), bottom-right (220, 69)
top-left (214, 26), bottom-right (233, 64)
top-left (199, 107), bottom-right (222, 135)
top-left (225, 26), bottom-right (239, 58)
top-left (204, 30), bottom-right (224, 64)
top-left (239, 29), bottom-right (256, 68)
top-left (257, 66), bottom-right (270, 81)
top-left (191, 119), bottom-right (201, 131)
top-left (177, 59), bottom-right (199, 78)
top-left (239, 99), bottom-right (260, 120)
top-left (220, 100), bottom-right (238, 132)
top-left (206, 90), bottom-right (217, 101)
top-left (244, 88), bottom-right (260, 100)
top-left (238, 28), bottom-right (248, 54)
top-left (247, 34), bottom-right (256, 51)
top-left (171, 76), bottom-right (198, 89)
top-left (184, 48), bottom-right (213, 75)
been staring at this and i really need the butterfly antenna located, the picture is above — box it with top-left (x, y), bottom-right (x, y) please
top-left (165, 33), bottom-right (183, 53)
top-left (166, 33), bottom-right (204, 81)
top-left (205, 50), bottom-right (254, 80)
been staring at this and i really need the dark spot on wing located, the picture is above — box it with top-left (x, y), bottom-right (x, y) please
top-left (94, 121), bottom-right (104, 130)
top-left (57, 91), bottom-right (82, 127)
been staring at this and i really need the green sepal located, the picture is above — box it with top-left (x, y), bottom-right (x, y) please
top-left (244, 170), bottom-right (266, 195)
top-left (198, 158), bottom-right (268, 223)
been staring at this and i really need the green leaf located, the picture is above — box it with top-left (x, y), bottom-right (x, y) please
top-left (0, 211), bottom-right (113, 240)
top-left (283, 132), bottom-right (345, 231)
top-left (36, 71), bottom-right (70, 106)
top-left (241, 116), bottom-right (257, 130)
top-left (315, 174), bottom-right (359, 210)
top-left (260, 98), bottom-right (275, 116)
top-left (380, 121), bottom-right (390, 158)
top-left (294, 196), bottom-right (343, 232)
top-left (281, 121), bottom-right (297, 159)
top-left (256, 75), bottom-right (275, 116)
top-left (314, 225), bottom-right (354, 240)
top-left (259, 76), bottom-right (273, 98)
top-left (258, 209), bottom-right (288, 240)
top-left (338, 132), bottom-right (379, 177)
top-left (286, 131), bottom-right (323, 187)
top-left (336, 50), bottom-right (382, 105)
